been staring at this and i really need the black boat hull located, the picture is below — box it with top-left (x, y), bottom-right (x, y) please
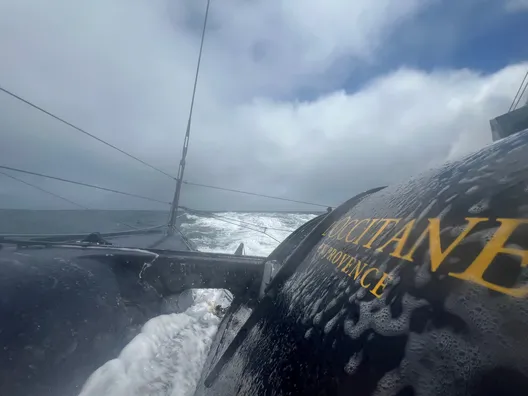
top-left (0, 248), bottom-right (155, 396)
top-left (2, 130), bottom-right (528, 396)
top-left (195, 130), bottom-right (528, 396)
top-left (0, 242), bottom-right (264, 396)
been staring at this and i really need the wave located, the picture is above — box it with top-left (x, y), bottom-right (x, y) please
top-left (79, 213), bottom-right (314, 396)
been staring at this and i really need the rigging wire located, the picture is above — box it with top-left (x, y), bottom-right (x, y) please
top-left (212, 214), bottom-right (295, 233)
top-left (180, 206), bottom-right (286, 242)
top-left (508, 67), bottom-right (528, 112)
top-left (0, 85), bottom-right (331, 209)
top-left (215, 215), bottom-right (295, 233)
top-left (0, 87), bottom-right (331, 209)
top-left (0, 170), bottom-right (89, 210)
top-left (182, 180), bottom-right (331, 208)
top-left (513, 75), bottom-right (528, 111)
top-left (0, 163), bottom-right (330, 210)
top-left (209, 215), bottom-right (282, 243)
top-left (0, 165), bottom-right (171, 206)
top-left (0, 170), bottom-right (139, 230)
top-left (0, 85), bottom-right (176, 181)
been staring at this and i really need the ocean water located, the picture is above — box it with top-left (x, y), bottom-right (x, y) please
top-left (0, 209), bottom-right (317, 396)
top-left (0, 209), bottom-right (317, 257)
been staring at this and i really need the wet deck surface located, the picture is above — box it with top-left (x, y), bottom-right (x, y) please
top-left (104, 231), bottom-right (193, 251)
top-left (0, 227), bottom-right (194, 252)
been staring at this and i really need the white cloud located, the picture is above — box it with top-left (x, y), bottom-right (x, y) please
top-left (226, 64), bottom-right (527, 202)
top-left (505, 0), bottom-right (528, 11)
top-left (0, 0), bottom-right (526, 210)
top-left (205, 0), bottom-right (431, 95)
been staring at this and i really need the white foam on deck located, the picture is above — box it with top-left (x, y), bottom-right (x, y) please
top-left (79, 213), bottom-right (313, 396)
top-left (79, 292), bottom-right (221, 396)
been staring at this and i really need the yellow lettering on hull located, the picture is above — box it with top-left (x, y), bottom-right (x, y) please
top-left (319, 216), bottom-right (528, 298)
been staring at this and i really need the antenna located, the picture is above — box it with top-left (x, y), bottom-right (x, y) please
top-left (167, 0), bottom-right (212, 235)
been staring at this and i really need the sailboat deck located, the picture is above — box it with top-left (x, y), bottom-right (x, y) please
top-left (0, 226), bottom-right (195, 252)
top-left (105, 231), bottom-right (194, 250)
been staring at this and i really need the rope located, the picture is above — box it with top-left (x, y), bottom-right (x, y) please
top-left (0, 170), bottom-right (139, 230)
top-left (212, 215), bottom-right (295, 233)
top-left (182, 206), bottom-right (296, 232)
top-left (509, 67), bottom-right (528, 112)
top-left (181, 206), bottom-right (297, 232)
top-left (212, 216), bottom-right (281, 242)
top-left (0, 86), bottom-right (176, 180)
top-left (0, 165), bottom-right (171, 206)
top-left (181, 206), bottom-right (285, 242)
top-left (183, 181), bottom-right (331, 208)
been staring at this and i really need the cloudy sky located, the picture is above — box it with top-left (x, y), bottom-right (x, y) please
top-left (0, 0), bottom-right (527, 211)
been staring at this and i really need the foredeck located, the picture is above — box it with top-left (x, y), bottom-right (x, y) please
top-left (105, 230), bottom-right (195, 250)
top-left (0, 224), bottom-right (196, 252)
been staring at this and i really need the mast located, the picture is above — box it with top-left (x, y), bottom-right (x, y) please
top-left (167, 0), bottom-right (211, 234)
